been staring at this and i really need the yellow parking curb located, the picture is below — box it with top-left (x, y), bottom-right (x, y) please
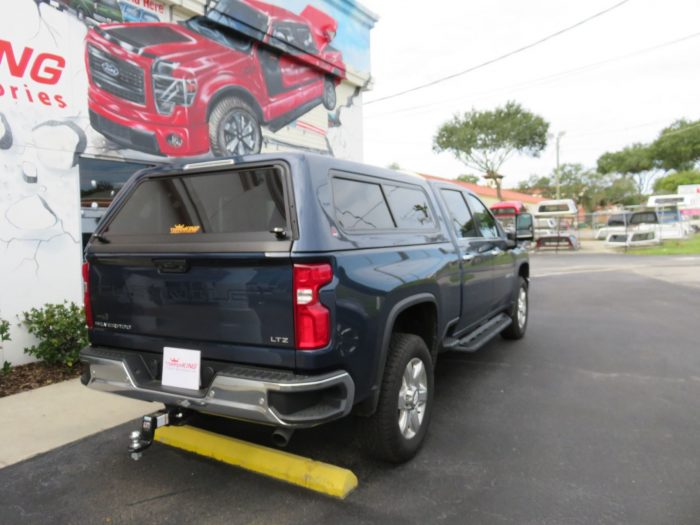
top-left (155, 425), bottom-right (358, 499)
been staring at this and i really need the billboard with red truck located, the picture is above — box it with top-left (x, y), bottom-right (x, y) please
top-left (86, 0), bottom-right (347, 157)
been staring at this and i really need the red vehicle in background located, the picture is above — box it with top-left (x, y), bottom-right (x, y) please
top-left (490, 201), bottom-right (528, 233)
top-left (85, 0), bottom-right (345, 157)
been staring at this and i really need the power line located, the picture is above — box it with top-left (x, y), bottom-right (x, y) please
top-left (365, 0), bottom-right (633, 106)
top-left (655, 120), bottom-right (700, 139)
top-left (365, 31), bottom-right (700, 120)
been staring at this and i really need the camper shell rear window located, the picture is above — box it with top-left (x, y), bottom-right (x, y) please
top-left (98, 164), bottom-right (295, 250)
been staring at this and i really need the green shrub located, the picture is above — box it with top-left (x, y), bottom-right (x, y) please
top-left (1, 318), bottom-right (10, 373)
top-left (0, 318), bottom-right (9, 345)
top-left (21, 302), bottom-right (87, 368)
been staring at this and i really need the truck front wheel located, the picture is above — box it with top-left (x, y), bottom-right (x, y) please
top-left (501, 276), bottom-right (528, 340)
top-left (361, 333), bottom-right (434, 463)
top-left (208, 97), bottom-right (262, 157)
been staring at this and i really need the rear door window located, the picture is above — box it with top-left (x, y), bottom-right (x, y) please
top-left (332, 177), bottom-right (395, 231)
top-left (104, 166), bottom-right (289, 240)
top-left (384, 185), bottom-right (435, 230)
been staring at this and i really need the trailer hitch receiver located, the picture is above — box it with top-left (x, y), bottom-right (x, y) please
top-left (128, 407), bottom-right (188, 460)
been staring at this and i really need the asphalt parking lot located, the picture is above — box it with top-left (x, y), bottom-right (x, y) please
top-left (2, 253), bottom-right (700, 525)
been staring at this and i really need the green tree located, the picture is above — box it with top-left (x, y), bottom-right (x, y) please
top-left (651, 119), bottom-right (700, 171)
top-left (517, 175), bottom-right (553, 196)
top-left (387, 162), bottom-right (402, 170)
top-left (597, 143), bottom-right (657, 195)
top-left (603, 176), bottom-right (639, 207)
top-left (456, 174), bottom-right (480, 184)
top-left (433, 101), bottom-right (549, 200)
top-left (518, 165), bottom-right (638, 209)
top-left (652, 170), bottom-right (700, 193)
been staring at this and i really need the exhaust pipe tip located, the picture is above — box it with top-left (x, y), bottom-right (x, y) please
top-left (271, 428), bottom-right (294, 448)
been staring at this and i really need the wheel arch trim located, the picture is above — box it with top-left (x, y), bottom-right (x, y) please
top-left (360, 293), bottom-right (438, 416)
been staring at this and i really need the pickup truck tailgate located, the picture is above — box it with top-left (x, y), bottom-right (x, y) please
top-left (89, 255), bottom-right (294, 350)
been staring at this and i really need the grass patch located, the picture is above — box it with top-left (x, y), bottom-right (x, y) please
top-left (628, 233), bottom-right (700, 255)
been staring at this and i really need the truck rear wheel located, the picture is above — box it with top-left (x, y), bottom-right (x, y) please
top-left (361, 333), bottom-right (434, 463)
top-left (208, 97), bottom-right (262, 157)
top-left (501, 276), bottom-right (528, 340)
top-left (322, 78), bottom-right (337, 110)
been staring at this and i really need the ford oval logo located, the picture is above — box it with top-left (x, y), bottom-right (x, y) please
top-left (101, 60), bottom-right (119, 78)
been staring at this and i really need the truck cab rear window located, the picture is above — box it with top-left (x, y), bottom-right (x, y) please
top-left (105, 167), bottom-right (287, 238)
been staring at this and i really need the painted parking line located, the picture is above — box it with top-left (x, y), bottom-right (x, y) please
top-left (155, 425), bottom-right (358, 499)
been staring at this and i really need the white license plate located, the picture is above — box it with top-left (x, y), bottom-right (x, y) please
top-left (161, 347), bottom-right (201, 390)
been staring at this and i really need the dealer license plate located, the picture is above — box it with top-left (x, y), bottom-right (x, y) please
top-left (161, 347), bottom-right (201, 390)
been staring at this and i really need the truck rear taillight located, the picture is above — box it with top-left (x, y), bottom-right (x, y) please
top-left (82, 262), bottom-right (94, 329)
top-left (293, 263), bottom-right (332, 350)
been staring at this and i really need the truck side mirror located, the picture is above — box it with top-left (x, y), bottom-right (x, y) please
top-left (516, 213), bottom-right (534, 241)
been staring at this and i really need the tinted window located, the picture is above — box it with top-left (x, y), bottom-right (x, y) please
top-left (105, 167), bottom-right (287, 237)
top-left (608, 214), bottom-right (628, 227)
top-left (440, 189), bottom-right (478, 238)
top-left (272, 22), bottom-right (318, 54)
top-left (655, 197), bottom-right (684, 205)
top-left (384, 185), bottom-right (435, 230)
top-left (539, 204), bottom-right (570, 212)
top-left (333, 178), bottom-right (395, 231)
top-left (629, 212), bottom-right (658, 225)
top-left (466, 194), bottom-right (500, 238)
top-left (492, 207), bottom-right (517, 216)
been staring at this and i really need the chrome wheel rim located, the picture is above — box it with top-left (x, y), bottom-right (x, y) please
top-left (398, 357), bottom-right (428, 439)
top-left (222, 110), bottom-right (259, 156)
top-left (517, 286), bottom-right (527, 330)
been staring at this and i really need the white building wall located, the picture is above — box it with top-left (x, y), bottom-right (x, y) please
top-left (0, 0), bottom-right (375, 365)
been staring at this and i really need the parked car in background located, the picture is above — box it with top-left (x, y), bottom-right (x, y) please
top-left (490, 200), bottom-right (528, 233)
top-left (85, 0), bottom-right (345, 158)
top-left (80, 153), bottom-right (533, 464)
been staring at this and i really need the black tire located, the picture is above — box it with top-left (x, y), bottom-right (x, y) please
top-left (501, 276), bottom-right (528, 340)
top-left (208, 97), bottom-right (262, 157)
top-left (322, 78), bottom-right (337, 110)
top-left (361, 333), bottom-right (434, 463)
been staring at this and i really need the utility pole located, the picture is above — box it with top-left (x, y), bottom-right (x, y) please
top-left (555, 131), bottom-right (565, 199)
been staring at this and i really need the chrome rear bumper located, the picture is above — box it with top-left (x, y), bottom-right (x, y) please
top-left (80, 346), bottom-right (355, 428)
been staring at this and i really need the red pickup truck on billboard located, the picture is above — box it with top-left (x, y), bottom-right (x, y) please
top-left (85, 0), bottom-right (345, 157)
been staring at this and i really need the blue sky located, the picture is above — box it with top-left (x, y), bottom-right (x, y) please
top-left (261, 0), bottom-right (373, 73)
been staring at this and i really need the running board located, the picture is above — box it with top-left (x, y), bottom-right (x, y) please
top-left (442, 314), bottom-right (512, 352)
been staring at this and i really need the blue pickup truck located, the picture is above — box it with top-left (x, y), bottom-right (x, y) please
top-left (80, 153), bottom-right (533, 463)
